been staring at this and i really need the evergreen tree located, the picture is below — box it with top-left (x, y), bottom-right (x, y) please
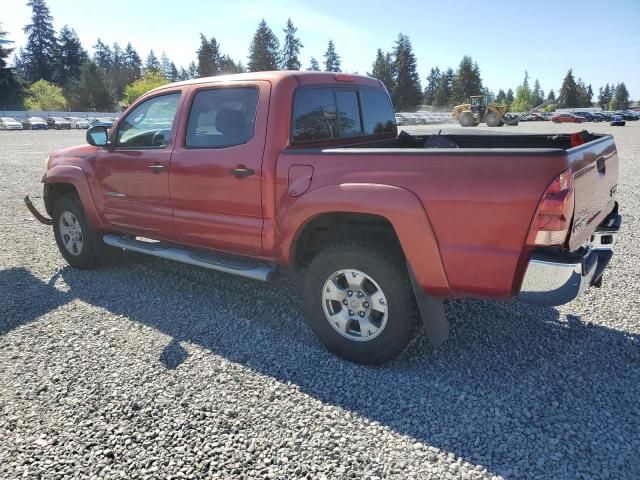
top-left (68, 61), bottom-right (113, 111)
top-left (178, 67), bottom-right (189, 81)
top-left (391, 33), bottom-right (422, 110)
top-left (370, 49), bottom-right (395, 92)
top-left (248, 19), bottom-right (280, 72)
top-left (614, 82), bottom-right (630, 110)
top-left (433, 67), bottom-right (454, 108)
top-left (93, 38), bottom-right (113, 71)
top-left (452, 55), bottom-right (482, 104)
top-left (187, 61), bottom-right (198, 79)
top-left (109, 42), bottom-right (127, 98)
top-left (219, 55), bottom-right (245, 74)
top-left (0, 22), bottom-right (24, 109)
top-left (531, 79), bottom-right (543, 106)
top-left (196, 34), bottom-right (220, 77)
top-left (22, 0), bottom-right (57, 82)
top-left (169, 62), bottom-right (179, 82)
top-left (54, 25), bottom-right (86, 88)
top-left (576, 78), bottom-right (591, 107)
top-left (160, 51), bottom-right (172, 79)
top-left (495, 88), bottom-right (507, 105)
top-left (323, 40), bottom-right (341, 72)
top-left (307, 57), bottom-right (320, 71)
top-left (506, 88), bottom-right (514, 104)
top-left (511, 83), bottom-right (533, 112)
top-left (598, 84), bottom-right (612, 110)
top-left (547, 89), bottom-right (556, 103)
top-left (123, 43), bottom-right (142, 83)
top-left (281, 18), bottom-right (302, 70)
top-left (144, 50), bottom-right (161, 74)
top-left (558, 69), bottom-right (579, 107)
top-left (423, 66), bottom-right (440, 105)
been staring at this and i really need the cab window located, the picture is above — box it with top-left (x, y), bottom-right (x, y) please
top-left (116, 93), bottom-right (180, 148)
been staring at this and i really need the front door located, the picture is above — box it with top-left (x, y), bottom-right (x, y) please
top-left (94, 91), bottom-right (182, 237)
top-left (169, 83), bottom-right (268, 256)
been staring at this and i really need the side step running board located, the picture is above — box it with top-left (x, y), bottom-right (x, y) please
top-left (103, 234), bottom-right (276, 282)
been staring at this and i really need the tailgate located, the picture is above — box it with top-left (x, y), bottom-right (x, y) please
top-left (567, 135), bottom-right (618, 251)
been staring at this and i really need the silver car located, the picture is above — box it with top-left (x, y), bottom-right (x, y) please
top-left (0, 117), bottom-right (23, 130)
top-left (67, 117), bottom-right (91, 129)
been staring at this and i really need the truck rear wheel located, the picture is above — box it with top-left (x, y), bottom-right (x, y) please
top-left (303, 242), bottom-right (418, 364)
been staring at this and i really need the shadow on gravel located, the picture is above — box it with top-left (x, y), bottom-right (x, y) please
top-left (2, 261), bottom-right (639, 478)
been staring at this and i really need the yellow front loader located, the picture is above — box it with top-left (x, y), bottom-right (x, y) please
top-left (452, 95), bottom-right (513, 127)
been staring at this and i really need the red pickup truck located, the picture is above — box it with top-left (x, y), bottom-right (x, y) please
top-left (26, 71), bottom-right (621, 364)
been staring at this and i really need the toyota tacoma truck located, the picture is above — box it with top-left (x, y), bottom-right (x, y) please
top-left (26, 71), bottom-right (622, 364)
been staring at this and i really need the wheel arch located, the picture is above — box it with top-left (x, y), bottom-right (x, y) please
top-left (43, 166), bottom-right (102, 229)
top-left (279, 183), bottom-right (451, 296)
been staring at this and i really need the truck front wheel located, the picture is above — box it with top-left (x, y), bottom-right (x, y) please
top-left (52, 195), bottom-right (100, 269)
top-left (303, 242), bottom-right (418, 364)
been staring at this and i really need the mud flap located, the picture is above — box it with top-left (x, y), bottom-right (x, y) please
top-left (408, 265), bottom-right (449, 348)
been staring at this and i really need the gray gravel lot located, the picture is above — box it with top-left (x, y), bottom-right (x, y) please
top-left (1, 123), bottom-right (639, 479)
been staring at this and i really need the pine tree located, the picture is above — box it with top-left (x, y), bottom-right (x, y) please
top-left (307, 57), bottom-right (320, 71)
top-left (547, 89), bottom-right (556, 103)
top-left (576, 78), bottom-right (591, 107)
top-left (433, 67), bottom-right (454, 108)
top-left (558, 69), bottom-right (579, 107)
top-left (144, 50), bottom-right (161, 74)
top-left (169, 62), bottom-right (179, 82)
top-left (598, 84), bottom-right (612, 109)
top-left (452, 55), bottom-right (482, 104)
top-left (323, 40), bottom-right (341, 72)
top-left (370, 49), bottom-right (395, 93)
top-left (531, 79), bottom-right (543, 106)
top-left (54, 25), bottom-right (86, 88)
top-left (506, 88), bottom-right (514, 104)
top-left (22, 0), bottom-right (57, 82)
top-left (495, 89), bottom-right (507, 105)
top-left (124, 43), bottom-right (142, 83)
top-left (68, 61), bottom-right (113, 111)
top-left (281, 19), bottom-right (302, 70)
top-left (178, 67), bottom-right (189, 81)
top-left (93, 39), bottom-right (113, 71)
top-left (188, 61), bottom-right (198, 79)
top-left (196, 34), bottom-right (220, 77)
top-left (160, 52), bottom-right (172, 79)
top-left (0, 22), bottom-right (24, 109)
top-left (248, 19), bottom-right (280, 72)
top-left (109, 42), bottom-right (127, 98)
top-left (423, 66), bottom-right (440, 105)
top-left (219, 55), bottom-right (245, 74)
top-left (615, 82), bottom-right (630, 110)
top-left (392, 33), bottom-right (422, 110)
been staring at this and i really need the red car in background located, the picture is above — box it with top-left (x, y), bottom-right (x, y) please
top-left (552, 113), bottom-right (585, 123)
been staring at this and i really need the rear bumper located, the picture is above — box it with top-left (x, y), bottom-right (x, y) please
top-left (517, 207), bottom-right (622, 306)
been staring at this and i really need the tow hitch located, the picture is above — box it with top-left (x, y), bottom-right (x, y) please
top-left (24, 195), bottom-right (53, 225)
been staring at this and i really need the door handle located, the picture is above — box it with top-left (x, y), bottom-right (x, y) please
top-left (229, 167), bottom-right (255, 178)
top-left (148, 164), bottom-right (166, 173)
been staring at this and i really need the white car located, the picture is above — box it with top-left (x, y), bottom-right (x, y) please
top-left (0, 117), bottom-right (23, 130)
top-left (67, 117), bottom-right (91, 129)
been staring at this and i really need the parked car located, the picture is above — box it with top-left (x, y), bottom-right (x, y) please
top-left (0, 116), bottom-right (23, 130)
top-left (524, 113), bottom-right (544, 121)
top-left (551, 113), bottom-right (584, 123)
top-left (394, 114), bottom-right (405, 126)
top-left (591, 113), bottom-right (608, 122)
top-left (67, 117), bottom-right (91, 129)
top-left (21, 116), bottom-right (48, 130)
top-left (91, 117), bottom-right (114, 128)
top-left (26, 71), bottom-right (622, 365)
top-left (617, 111), bottom-right (638, 121)
top-left (572, 111), bottom-right (594, 122)
top-left (610, 115), bottom-right (626, 126)
top-left (46, 117), bottom-right (71, 130)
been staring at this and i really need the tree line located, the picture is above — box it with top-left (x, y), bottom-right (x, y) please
top-left (0, 0), bottom-right (633, 113)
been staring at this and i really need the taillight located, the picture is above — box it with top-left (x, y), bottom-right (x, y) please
top-left (527, 169), bottom-right (575, 246)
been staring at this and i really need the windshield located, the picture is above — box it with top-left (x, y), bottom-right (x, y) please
top-left (30, 117), bottom-right (45, 122)
top-left (1, 117), bottom-right (16, 122)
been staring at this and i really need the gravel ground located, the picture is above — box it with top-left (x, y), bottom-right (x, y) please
top-left (1, 122), bottom-right (639, 479)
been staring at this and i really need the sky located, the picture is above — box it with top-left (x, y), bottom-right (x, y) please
top-left (1, 0), bottom-right (639, 99)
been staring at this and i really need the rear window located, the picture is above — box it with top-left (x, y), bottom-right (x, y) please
top-left (291, 86), bottom-right (395, 143)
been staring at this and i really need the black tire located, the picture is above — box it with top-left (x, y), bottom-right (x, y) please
top-left (303, 242), bottom-right (418, 364)
top-left (459, 112), bottom-right (475, 127)
top-left (52, 195), bottom-right (100, 269)
top-left (485, 112), bottom-right (501, 127)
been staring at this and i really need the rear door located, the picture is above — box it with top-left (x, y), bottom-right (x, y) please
top-left (169, 82), bottom-right (269, 256)
top-left (567, 136), bottom-right (619, 250)
top-left (94, 91), bottom-right (183, 236)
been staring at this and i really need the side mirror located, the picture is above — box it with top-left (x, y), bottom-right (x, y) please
top-left (86, 125), bottom-right (109, 147)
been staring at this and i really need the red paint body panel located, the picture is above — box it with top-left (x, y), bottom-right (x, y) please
top-left (42, 71), bottom-right (618, 301)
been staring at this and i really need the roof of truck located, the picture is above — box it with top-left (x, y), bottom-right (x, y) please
top-left (150, 70), bottom-right (383, 94)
